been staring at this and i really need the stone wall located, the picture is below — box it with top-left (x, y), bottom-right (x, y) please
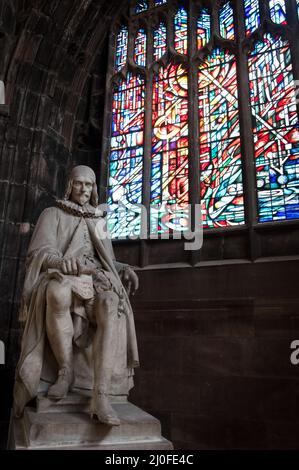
top-left (129, 261), bottom-right (299, 449)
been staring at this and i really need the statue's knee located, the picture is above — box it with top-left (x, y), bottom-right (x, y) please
top-left (95, 291), bottom-right (119, 322)
top-left (46, 280), bottom-right (71, 310)
top-left (97, 291), bottom-right (119, 309)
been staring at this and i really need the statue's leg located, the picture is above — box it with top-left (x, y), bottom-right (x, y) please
top-left (90, 290), bottom-right (120, 426)
top-left (46, 279), bottom-right (73, 398)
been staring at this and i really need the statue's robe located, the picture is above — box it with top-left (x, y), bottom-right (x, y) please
top-left (13, 202), bottom-right (139, 416)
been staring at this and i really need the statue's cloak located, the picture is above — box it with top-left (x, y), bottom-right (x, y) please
top-left (13, 204), bottom-right (139, 415)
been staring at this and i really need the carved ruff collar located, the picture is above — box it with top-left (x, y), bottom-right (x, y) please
top-left (56, 199), bottom-right (105, 218)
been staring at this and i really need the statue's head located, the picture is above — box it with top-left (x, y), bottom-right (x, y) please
top-left (64, 165), bottom-right (99, 207)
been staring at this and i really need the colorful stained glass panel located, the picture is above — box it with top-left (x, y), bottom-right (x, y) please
top-left (269, 0), bottom-right (287, 25)
top-left (244, 0), bottom-right (260, 35)
top-left (151, 63), bottom-right (189, 234)
top-left (248, 34), bottom-right (299, 222)
top-left (219, 2), bottom-right (235, 40)
top-left (108, 73), bottom-right (145, 238)
top-left (174, 7), bottom-right (188, 55)
top-left (197, 8), bottom-right (211, 50)
top-left (155, 0), bottom-right (167, 5)
top-left (154, 22), bottom-right (167, 61)
top-left (134, 29), bottom-right (147, 67)
top-left (135, 0), bottom-right (148, 14)
top-left (198, 49), bottom-right (245, 228)
top-left (115, 25), bottom-right (128, 72)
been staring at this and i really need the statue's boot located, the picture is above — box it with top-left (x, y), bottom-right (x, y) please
top-left (46, 290), bottom-right (74, 400)
top-left (47, 366), bottom-right (73, 399)
top-left (90, 291), bottom-right (120, 425)
top-left (90, 388), bottom-right (120, 426)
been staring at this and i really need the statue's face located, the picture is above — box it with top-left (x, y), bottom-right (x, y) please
top-left (70, 176), bottom-right (93, 206)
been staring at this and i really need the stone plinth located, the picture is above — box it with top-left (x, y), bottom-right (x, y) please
top-left (8, 394), bottom-right (173, 450)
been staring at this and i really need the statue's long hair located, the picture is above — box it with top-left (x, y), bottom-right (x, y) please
top-left (64, 179), bottom-right (99, 207)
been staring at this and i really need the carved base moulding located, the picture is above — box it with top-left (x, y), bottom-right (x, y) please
top-left (8, 393), bottom-right (173, 450)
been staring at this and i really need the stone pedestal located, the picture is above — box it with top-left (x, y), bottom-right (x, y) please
top-left (8, 394), bottom-right (173, 450)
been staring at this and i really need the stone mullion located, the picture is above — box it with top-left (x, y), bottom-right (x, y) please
top-left (188, 0), bottom-right (200, 265)
top-left (128, 17), bottom-right (136, 68)
top-left (167, 0), bottom-right (175, 54)
top-left (235, 0), bottom-right (260, 260)
top-left (258, 0), bottom-right (267, 22)
top-left (140, 21), bottom-right (154, 267)
top-left (212, 0), bottom-right (221, 38)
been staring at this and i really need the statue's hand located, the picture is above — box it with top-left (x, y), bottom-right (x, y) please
top-left (60, 257), bottom-right (82, 276)
top-left (122, 266), bottom-right (139, 296)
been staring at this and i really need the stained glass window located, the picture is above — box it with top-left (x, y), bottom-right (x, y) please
top-left (115, 26), bottom-right (128, 72)
top-left (151, 63), bottom-right (189, 234)
top-left (108, 2), bottom-right (299, 242)
top-left (297, 0), bottom-right (299, 18)
top-left (197, 8), bottom-right (211, 50)
top-left (248, 33), bottom-right (299, 222)
top-left (108, 73), bottom-right (145, 238)
top-left (269, 0), bottom-right (287, 24)
top-left (134, 29), bottom-right (147, 67)
top-left (135, 0), bottom-right (148, 14)
top-left (174, 7), bottom-right (188, 55)
top-left (219, 2), bottom-right (235, 40)
top-left (154, 22), bottom-right (167, 61)
top-left (198, 49), bottom-right (245, 228)
top-left (244, 0), bottom-right (260, 35)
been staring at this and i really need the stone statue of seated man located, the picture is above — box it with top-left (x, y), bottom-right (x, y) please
top-left (13, 165), bottom-right (139, 426)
